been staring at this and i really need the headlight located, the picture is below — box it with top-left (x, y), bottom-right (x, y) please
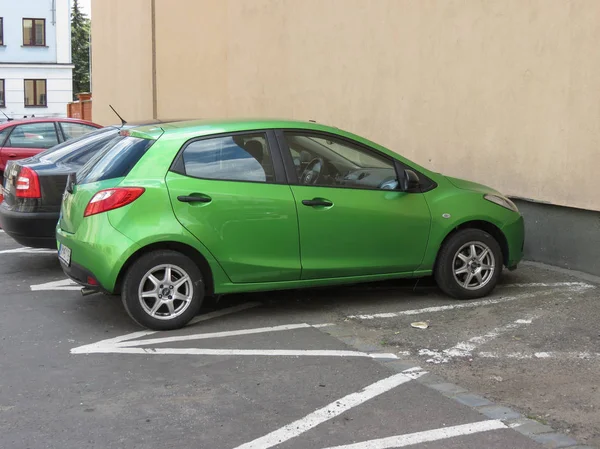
top-left (484, 194), bottom-right (519, 212)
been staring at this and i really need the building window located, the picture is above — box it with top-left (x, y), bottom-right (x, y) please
top-left (24, 79), bottom-right (47, 107)
top-left (0, 18), bottom-right (4, 45)
top-left (0, 79), bottom-right (5, 107)
top-left (23, 18), bottom-right (46, 46)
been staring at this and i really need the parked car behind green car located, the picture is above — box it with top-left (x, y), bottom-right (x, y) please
top-left (56, 119), bottom-right (524, 330)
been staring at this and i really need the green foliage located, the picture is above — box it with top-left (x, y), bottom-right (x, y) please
top-left (71, 0), bottom-right (91, 98)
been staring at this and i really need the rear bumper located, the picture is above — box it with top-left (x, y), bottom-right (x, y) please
top-left (55, 213), bottom-right (141, 294)
top-left (0, 204), bottom-right (59, 248)
top-left (60, 259), bottom-right (110, 292)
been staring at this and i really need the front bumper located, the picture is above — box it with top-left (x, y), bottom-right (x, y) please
top-left (503, 214), bottom-right (525, 269)
top-left (0, 204), bottom-right (59, 249)
top-left (56, 213), bottom-right (140, 294)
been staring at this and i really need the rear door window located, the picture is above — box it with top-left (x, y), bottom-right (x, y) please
top-left (77, 135), bottom-right (155, 184)
top-left (59, 122), bottom-right (98, 140)
top-left (6, 122), bottom-right (59, 149)
top-left (180, 133), bottom-right (275, 183)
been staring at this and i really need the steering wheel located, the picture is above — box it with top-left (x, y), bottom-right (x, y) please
top-left (300, 157), bottom-right (326, 185)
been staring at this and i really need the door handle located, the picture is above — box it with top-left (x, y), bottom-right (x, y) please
top-left (8, 154), bottom-right (17, 158)
top-left (177, 195), bottom-right (212, 203)
top-left (302, 199), bottom-right (333, 207)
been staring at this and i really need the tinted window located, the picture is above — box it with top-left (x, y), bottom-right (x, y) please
top-left (182, 133), bottom-right (274, 183)
top-left (6, 122), bottom-right (58, 149)
top-left (0, 127), bottom-right (10, 147)
top-left (60, 122), bottom-right (98, 141)
top-left (77, 136), bottom-right (155, 184)
top-left (37, 127), bottom-right (118, 163)
top-left (283, 133), bottom-right (397, 190)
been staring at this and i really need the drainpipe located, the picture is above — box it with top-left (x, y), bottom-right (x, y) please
top-left (51, 0), bottom-right (56, 25)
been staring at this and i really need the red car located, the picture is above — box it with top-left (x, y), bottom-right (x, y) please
top-left (0, 118), bottom-right (102, 174)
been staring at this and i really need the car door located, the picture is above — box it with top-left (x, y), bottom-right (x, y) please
top-left (0, 121), bottom-right (59, 169)
top-left (277, 130), bottom-right (432, 280)
top-left (165, 130), bottom-right (301, 283)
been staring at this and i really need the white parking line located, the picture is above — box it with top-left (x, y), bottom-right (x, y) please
top-left (116, 323), bottom-right (334, 347)
top-left (73, 347), bottom-right (399, 358)
top-left (0, 247), bottom-right (55, 255)
top-left (419, 317), bottom-right (536, 364)
top-left (31, 279), bottom-right (80, 291)
top-left (478, 351), bottom-right (600, 361)
top-left (501, 282), bottom-right (593, 288)
top-left (347, 288), bottom-right (568, 320)
top-left (71, 302), bottom-right (261, 353)
top-left (233, 369), bottom-right (426, 449)
top-left (322, 420), bottom-right (507, 449)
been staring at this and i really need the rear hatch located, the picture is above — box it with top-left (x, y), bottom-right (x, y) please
top-left (2, 127), bottom-right (120, 213)
top-left (59, 131), bottom-right (158, 234)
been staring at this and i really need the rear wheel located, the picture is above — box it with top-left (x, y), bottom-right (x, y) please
top-left (122, 250), bottom-right (204, 330)
top-left (434, 229), bottom-right (502, 299)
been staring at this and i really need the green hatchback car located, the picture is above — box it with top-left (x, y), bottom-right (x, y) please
top-left (56, 119), bottom-right (524, 330)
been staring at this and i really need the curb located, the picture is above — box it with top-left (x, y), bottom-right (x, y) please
top-left (319, 322), bottom-right (596, 449)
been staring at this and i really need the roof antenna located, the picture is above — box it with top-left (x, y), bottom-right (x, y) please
top-left (109, 104), bottom-right (127, 127)
top-left (0, 110), bottom-right (13, 121)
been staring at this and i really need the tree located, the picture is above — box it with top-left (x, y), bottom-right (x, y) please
top-left (71, 0), bottom-right (91, 98)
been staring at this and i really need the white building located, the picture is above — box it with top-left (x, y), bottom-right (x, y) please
top-left (0, 0), bottom-right (73, 120)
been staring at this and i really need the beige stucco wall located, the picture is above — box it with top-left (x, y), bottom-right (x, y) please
top-left (91, 0), bottom-right (154, 124)
top-left (92, 0), bottom-right (600, 211)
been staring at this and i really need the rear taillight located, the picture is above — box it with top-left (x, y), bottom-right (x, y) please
top-left (84, 187), bottom-right (145, 217)
top-left (16, 167), bottom-right (41, 198)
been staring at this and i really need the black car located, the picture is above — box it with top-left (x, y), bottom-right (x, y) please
top-left (0, 120), bottom-right (168, 249)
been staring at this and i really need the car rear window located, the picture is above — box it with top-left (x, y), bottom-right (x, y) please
top-left (76, 135), bottom-right (155, 184)
top-left (37, 127), bottom-right (118, 163)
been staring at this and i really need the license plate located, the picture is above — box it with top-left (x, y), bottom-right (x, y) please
top-left (58, 244), bottom-right (72, 266)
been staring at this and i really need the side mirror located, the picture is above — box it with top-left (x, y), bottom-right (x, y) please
top-left (400, 169), bottom-right (420, 192)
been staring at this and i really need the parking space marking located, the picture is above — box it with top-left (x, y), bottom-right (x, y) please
top-left (502, 282), bottom-right (593, 288)
top-left (419, 317), bottom-right (536, 364)
top-left (479, 351), bottom-right (600, 361)
top-left (31, 279), bottom-right (80, 291)
top-left (322, 419), bottom-right (507, 449)
top-left (115, 323), bottom-right (334, 347)
top-left (233, 369), bottom-right (426, 449)
top-left (0, 247), bottom-right (55, 255)
top-left (72, 322), bottom-right (398, 359)
top-left (347, 288), bottom-right (577, 320)
top-left (73, 347), bottom-right (399, 358)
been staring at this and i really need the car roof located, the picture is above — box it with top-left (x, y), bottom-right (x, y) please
top-left (0, 117), bottom-right (100, 129)
top-left (127, 118), bottom-right (338, 140)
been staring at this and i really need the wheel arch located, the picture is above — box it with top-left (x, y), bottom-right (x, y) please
top-left (114, 241), bottom-right (215, 296)
top-left (435, 220), bottom-right (509, 269)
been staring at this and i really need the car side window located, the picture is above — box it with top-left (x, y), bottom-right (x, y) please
top-left (6, 122), bottom-right (59, 149)
top-left (282, 132), bottom-right (398, 190)
top-left (0, 127), bottom-right (10, 147)
top-left (60, 122), bottom-right (97, 141)
top-left (181, 133), bottom-right (275, 183)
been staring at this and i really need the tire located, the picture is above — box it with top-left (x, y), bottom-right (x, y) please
top-left (122, 250), bottom-right (205, 330)
top-left (434, 228), bottom-right (503, 299)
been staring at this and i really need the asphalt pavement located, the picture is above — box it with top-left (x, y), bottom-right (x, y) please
top-left (0, 230), bottom-right (595, 449)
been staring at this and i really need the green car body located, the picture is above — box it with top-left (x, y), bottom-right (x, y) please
top-left (56, 119), bottom-right (524, 330)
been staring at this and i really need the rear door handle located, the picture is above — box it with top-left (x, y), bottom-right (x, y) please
top-left (302, 199), bottom-right (333, 207)
top-left (177, 195), bottom-right (212, 203)
top-left (8, 154), bottom-right (17, 158)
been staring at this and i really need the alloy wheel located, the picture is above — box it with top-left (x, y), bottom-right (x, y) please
top-left (452, 241), bottom-right (496, 290)
top-left (138, 264), bottom-right (194, 320)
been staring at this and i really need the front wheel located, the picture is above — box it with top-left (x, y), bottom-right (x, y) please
top-left (434, 229), bottom-right (503, 299)
top-left (122, 250), bottom-right (205, 330)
